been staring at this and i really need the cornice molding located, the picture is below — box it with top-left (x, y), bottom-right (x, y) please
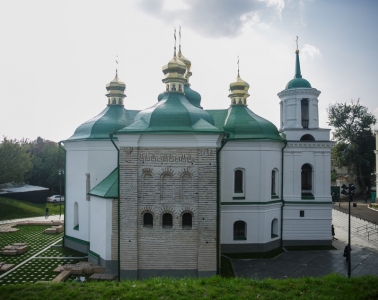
top-left (286, 142), bottom-right (333, 148)
top-left (278, 89), bottom-right (321, 98)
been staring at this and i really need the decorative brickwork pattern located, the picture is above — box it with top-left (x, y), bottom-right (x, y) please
top-left (115, 147), bottom-right (217, 277)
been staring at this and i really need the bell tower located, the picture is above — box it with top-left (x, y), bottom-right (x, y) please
top-left (278, 37), bottom-right (321, 136)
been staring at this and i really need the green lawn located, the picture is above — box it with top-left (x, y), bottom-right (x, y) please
top-left (0, 274), bottom-right (377, 300)
top-left (0, 197), bottom-right (64, 221)
top-left (0, 225), bottom-right (86, 285)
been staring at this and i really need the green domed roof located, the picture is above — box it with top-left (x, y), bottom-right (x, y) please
top-left (184, 84), bottom-right (202, 108)
top-left (67, 105), bottom-right (137, 141)
top-left (223, 106), bottom-right (283, 141)
top-left (116, 92), bottom-right (221, 134)
top-left (286, 77), bottom-right (312, 89)
top-left (285, 50), bottom-right (312, 90)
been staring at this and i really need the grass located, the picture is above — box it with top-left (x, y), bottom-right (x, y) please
top-left (0, 225), bottom-right (86, 285)
top-left (220, 256), bottom-right (234, 278)
top-left (369, 204), bottom-right (378, 211)
top-left (0, 197), bottom-right (64, 221)
top-left (0, 274), bottom-right (377, 300)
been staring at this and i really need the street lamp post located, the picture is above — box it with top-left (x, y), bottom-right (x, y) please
top-left (341, 183), bottom-right (356, 278)
top-left (59, 170), bottom-right (64, 219)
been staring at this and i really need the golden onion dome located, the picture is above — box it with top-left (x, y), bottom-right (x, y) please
top-left (228, 73), bottom-right (250, 106)
top-left (178, 50), bottom-right (191, 69)
top-left (162, 56), bottom-right (187, 75)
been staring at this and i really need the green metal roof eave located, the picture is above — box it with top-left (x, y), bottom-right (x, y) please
top-left (62, 136), bottom-right (119, 143)
top-left (226, 137), bottom-right (286, 142)
top-left (115, 129), bottom-right (223, 135)
top-left (88, 168), bottom-right (118, 199)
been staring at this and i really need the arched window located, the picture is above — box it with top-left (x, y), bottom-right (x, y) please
top-left (234, 169), bottom-right (244, 193)
top-left (301, 164), bottom-right (313, 196)
top-left (300, 134), bottom-right (315, 141)
top-left (301, 99), bottom-right (309, 128)
top-left (143, 173), bottom-right (153, 202)
top-left (233, 221), bottom-right (246, 240)
top-left (271, 170), bottom-right (276, 196)
top-left (74, 202), bottom-right (79, 230)
top-left (162, 213), bottom-right (173, 228)
top-left (143, 213), bottom-right (153, 228)
top-left (181, 173), bottom-right (192, 201)
top-left (161, 173), bottom-right (174, 201)
top-left (271, 218), bottom-right (278, 238)
top-left (182, 213), bottom-right (192, 229)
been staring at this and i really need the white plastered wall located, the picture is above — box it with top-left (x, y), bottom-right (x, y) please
top-left (89, 196), bottom-right (113, 260)
top-left (221, 203), bottom-right (281, 245)
top-left (220, 140), bottom-right (284, 245)
top-left (220, 141), bottom-right (283, 202)
top-left (283, 142), bottom-right (332, 202)
top-left (282, 204), bottom-right (332, 241)
top-left (64, 140), bottom-right (118, 244)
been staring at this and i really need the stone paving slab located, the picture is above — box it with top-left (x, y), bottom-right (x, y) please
top-left (231, 209), bottom-right (378, 279)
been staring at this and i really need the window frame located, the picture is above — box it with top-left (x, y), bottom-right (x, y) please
top-left (233, 220), bottom-right (247, 240)
top-left (301, 163), bottom-right (314, 199)
top-left (143, 212), bottom-right (153, 228)
top-left (162, 213), bottom-right (173, 229)
top-left (182, 212), bottom-right (192, 229)
top-left (271, 218), bottom-right (278, 238)
top-left (233, 168), bottom-right (245, 199)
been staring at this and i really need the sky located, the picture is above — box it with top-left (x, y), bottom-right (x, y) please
top-left (1, 0), bottom-right (377, 142)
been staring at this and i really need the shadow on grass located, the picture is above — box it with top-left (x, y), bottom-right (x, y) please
top-left (220, 256), bottom-right (234, 278)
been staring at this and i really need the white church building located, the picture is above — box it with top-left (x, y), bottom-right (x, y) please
top-left (62, 37), bottom-right (333, 279)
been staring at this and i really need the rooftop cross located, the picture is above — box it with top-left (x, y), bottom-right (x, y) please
top-left (237, 56), bottom-right (240, 78)
top-left (115, 55), bottom-right (118, 78)
top-left (174, 28), bottom-right (177, 57)
top-left (179, 26), bottom-right (181, 53)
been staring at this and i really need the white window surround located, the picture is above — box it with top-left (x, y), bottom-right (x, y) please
top-left (233, 168), bottom-right (245, 199)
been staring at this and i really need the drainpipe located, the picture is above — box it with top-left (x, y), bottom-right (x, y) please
top-left (109, 134), bottom-right (120, 282)
top-left (58, 142), bottom-right (66, 247)
top-left (280, 140), bottom-right (287, 248)
top-left (216, 133), bottom-right (229, 275)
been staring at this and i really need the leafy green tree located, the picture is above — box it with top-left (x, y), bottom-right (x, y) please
top-left (25, 137), bottom-right (65, 194)
top-left (0, 137), bottom-right (33, 183)
top-left (327, 99), bottom-right (376, 193)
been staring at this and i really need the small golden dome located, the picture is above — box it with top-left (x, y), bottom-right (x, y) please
top-left (162, 56), bottom-right (187, 75)
top-left (228, 74), bottom-right (250, 106)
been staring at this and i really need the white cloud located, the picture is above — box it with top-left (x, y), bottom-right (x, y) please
top-left (240, 11), bottom-right (260, 25)
top-left (163, 0), bottom-right (189, 11)
top-left (259, 0), bottom-right (285, 19)
top-left (301, 44), bottom-right (321, 59)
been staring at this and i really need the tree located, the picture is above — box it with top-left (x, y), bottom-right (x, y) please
top-left (25, 137), bottom-right (65, 194)
top-left (0, 137), bottom-right (33, 183)
top-left (327, 99), bottom-right (376, 193)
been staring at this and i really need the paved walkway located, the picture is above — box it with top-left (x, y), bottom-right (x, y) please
top-left (0, 215), bottom-right (64, 225)
top-left (231, 209), bottom-right (378, 279)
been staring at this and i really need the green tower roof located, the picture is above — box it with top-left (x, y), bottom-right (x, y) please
top-left (67, 105), bottom-right (139, 141)
top-left (116, 92), bottom-right (221, 134)
top-left (208, 106), bottom-right (283, 141)
top-left (285, 50), bottom-right (312, 89)
top-left (184, 84), bottom-right (202, 108)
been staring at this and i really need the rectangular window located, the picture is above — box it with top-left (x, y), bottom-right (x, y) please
top-left (300, 210), bottom-right (305, 217)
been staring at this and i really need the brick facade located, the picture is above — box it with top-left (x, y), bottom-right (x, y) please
top-left (113, 146), bottom-right (218, 279)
